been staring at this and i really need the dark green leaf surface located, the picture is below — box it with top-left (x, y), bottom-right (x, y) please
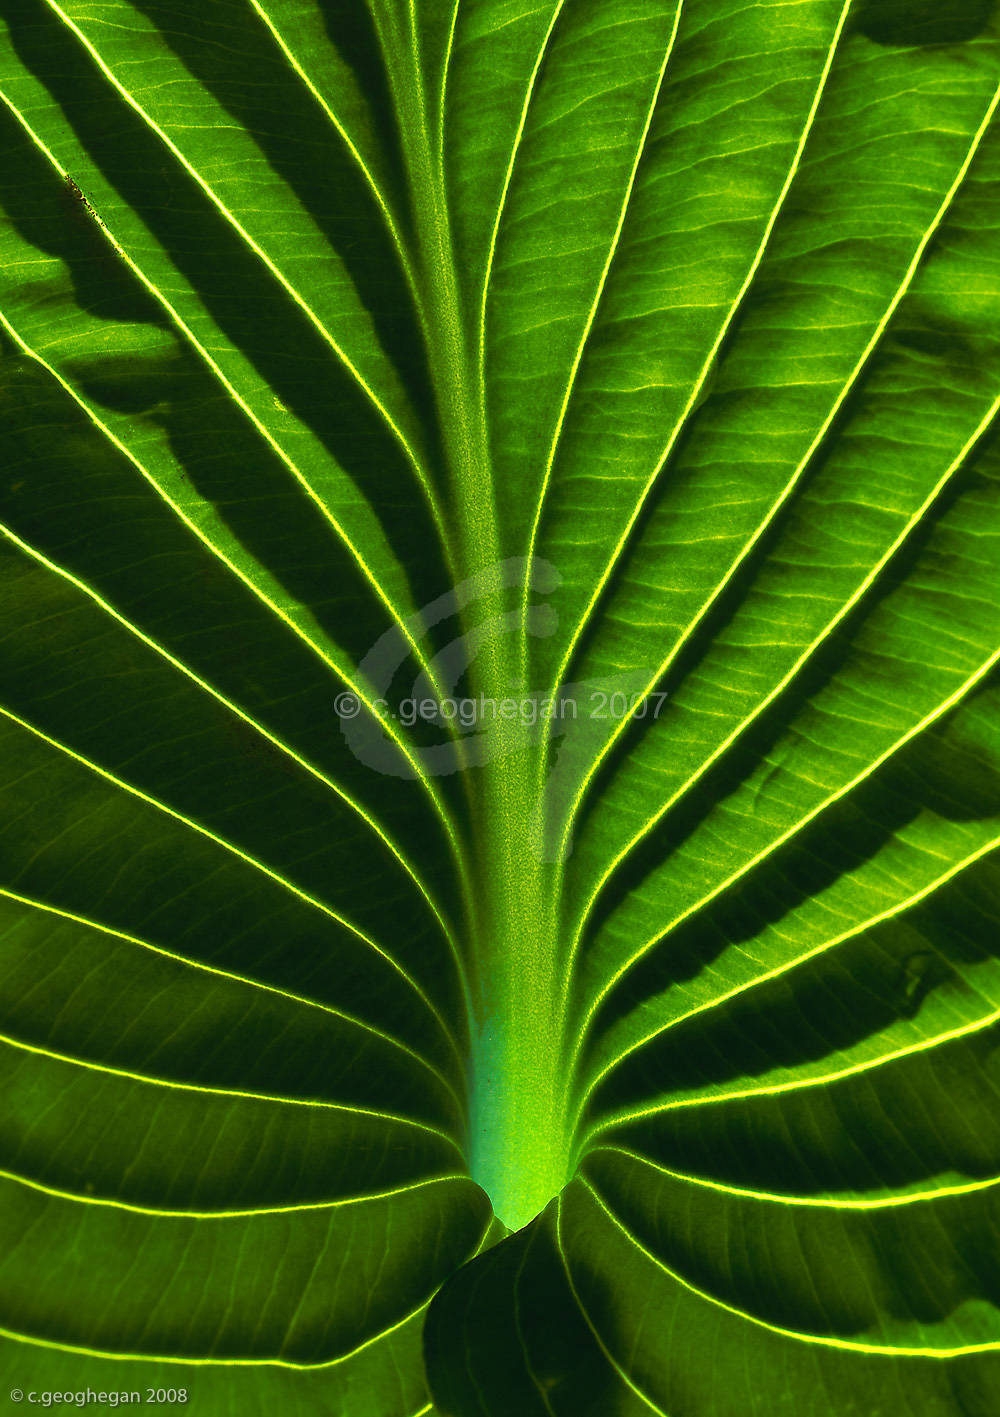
top-left (1, 1), bottom-right (999, 1413)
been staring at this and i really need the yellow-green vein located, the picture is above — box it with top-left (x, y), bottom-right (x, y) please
top-left (40, 0), bottom-right (440, 524)
top-left (578, 1178), bottom-right (1000, 1357)
top-left (0, 704), bottom-right (463, 1067)
top-left (567, 642), bottom-right (1000, 1097)
top-left (0, 883), bottom-right (463, 1113)
top-left (519, 0), bottom-right (685, 673)
top-left (0, 1031), bottom-right (463, 1147)
top-left (0, 520), bottom-right (465, 991)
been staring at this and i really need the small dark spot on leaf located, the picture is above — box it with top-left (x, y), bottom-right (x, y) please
top-left (856, 0), bottom-right (994, 47)
top-left (63, 174), bottom-right (94, 213)
top-left (896, 951), bottom-right (938, 1018)
top-left (62, 172), bottom-right (106, 228)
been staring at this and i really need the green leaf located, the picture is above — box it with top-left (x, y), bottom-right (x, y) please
top-left (1, 1), bottom-right (999, 1413)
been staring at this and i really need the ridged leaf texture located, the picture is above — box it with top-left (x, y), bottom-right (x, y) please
top-left (1, 1), bottom-right (1000, 1414)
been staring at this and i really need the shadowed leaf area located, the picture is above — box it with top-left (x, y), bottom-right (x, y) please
top-left (0, 1), bottom-right (999, 1413)
top-left (856, 0), bottom-right (996, 47)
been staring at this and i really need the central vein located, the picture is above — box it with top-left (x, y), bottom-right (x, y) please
top-left (383, 11), bottom-right (574, 1228)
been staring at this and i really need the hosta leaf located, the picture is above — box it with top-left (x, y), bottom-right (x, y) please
top-left (1, 1), bottom-right (999, 1414)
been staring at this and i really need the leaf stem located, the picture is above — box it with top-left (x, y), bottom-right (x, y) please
top-left (375, 7), bottom-right (576, 1223)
